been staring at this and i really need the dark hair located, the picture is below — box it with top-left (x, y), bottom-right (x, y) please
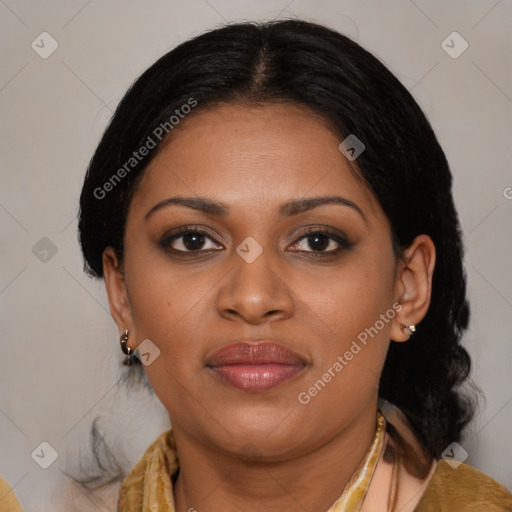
top-left (78, 19), bottom-right (474, 465)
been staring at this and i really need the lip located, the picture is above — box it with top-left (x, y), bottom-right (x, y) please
top-left (205, 341), bottom-right (307, 392)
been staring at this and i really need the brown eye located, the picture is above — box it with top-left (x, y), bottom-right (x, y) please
top-left (178, 232), bottom-right (207, 251)
top-left (159, 228), bottom-right (223, 253)
top-left (289, 228), bottom-right (353, 257)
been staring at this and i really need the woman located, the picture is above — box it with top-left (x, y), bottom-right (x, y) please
top-left (76, 19), bottom-right (512, 511)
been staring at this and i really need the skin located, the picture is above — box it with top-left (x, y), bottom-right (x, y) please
top-left (103, 103), bottom-right (436, 512)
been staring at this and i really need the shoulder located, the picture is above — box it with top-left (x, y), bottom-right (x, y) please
top-left (0, 476), bottom-right (23, 511)
top-left (415, 459), bottom-right (512, 511)
top-left (118, 429), bottom-right (177, 510)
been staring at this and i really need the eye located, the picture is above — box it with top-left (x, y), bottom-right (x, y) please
top-left (158, 227), bottom-right (223, 253)
top-left (158, 226), bottom-right (352, 258)
top-left (288, 228), bottom-right (352, 257)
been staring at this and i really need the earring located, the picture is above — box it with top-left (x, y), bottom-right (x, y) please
top-left (120, 329), bottom-right (135, 366)
top-left (400, 324), bottom-right (416, 337)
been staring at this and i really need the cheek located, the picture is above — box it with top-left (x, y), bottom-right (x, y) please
top-left (125, 248), bottom-right (207, 339)
top-left (294, 252), bottom-right (395, 395)
top-left (126, 263), bottom-right (205, 417)
top-left (295, 295), bottom-right (392, 426)
top-left (123, 247), bottom-right (227, 379)
top-left (297, 254), bottom-right (395, 347)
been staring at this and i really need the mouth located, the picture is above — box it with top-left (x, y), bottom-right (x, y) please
top-left (205, 341), bottom-right (308, 392)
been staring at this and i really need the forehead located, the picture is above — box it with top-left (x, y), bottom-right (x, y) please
top-left (130, 103), bottom-right (383, 223)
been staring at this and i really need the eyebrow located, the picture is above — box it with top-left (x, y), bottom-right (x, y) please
top-left (145, 195), bottom-right (366, 222)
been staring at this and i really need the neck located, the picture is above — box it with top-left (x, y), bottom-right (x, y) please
top-left (172, 405), bottom-right (379, 512)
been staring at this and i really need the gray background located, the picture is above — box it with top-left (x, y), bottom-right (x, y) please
top-left (1, 1), bottom-right (511, 510)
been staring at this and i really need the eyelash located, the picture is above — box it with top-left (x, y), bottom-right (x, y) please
top-left (158, 225), bottom-right (353, 259)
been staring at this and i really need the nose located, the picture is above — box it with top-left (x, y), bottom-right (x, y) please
top-left (216, 245), bottom-right (294, 325)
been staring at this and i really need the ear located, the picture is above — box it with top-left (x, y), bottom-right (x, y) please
top-left (390, 234), bottom-right (436, 342)
top-left (102, 246), bottom-right (136, 352)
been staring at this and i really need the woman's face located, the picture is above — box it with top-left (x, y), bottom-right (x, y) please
top-left (109, 103), bottom-right (408, 459)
